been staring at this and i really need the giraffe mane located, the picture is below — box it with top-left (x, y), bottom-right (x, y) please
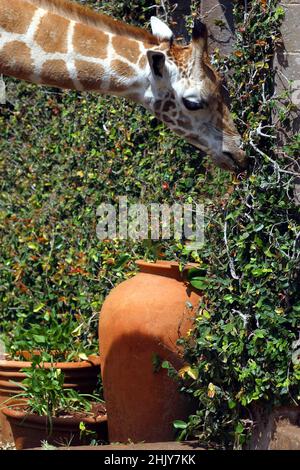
top-left (26, 0), bottom-right (159, 45)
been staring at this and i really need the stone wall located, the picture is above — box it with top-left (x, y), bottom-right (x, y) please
top-left (200, 0), bottom-right (235, 55)
top-left (249, 406), bottom-right (300, 450)
top-left (275, 1), bottom-right (300, 131)
top-left (275, 1), bottom-right (300, 203)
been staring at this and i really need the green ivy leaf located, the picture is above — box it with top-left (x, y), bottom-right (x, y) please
top-left (173, 420), bottom-right (188, 430)
top-left (33, 303), bottom-right (45, 313)
top-left (228, 400), bottom-right (237, 409)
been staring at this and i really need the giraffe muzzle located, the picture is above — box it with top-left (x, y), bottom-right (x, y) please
top-left (220, 149), bottom-right (249, 173)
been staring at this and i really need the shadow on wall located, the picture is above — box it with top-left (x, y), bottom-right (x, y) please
top-left (203, 0), bottom-right (235, 50)
top-left (217, 0), bottom-right (235, 34)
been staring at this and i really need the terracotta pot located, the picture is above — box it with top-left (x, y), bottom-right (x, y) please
top-left (99, 260), bottom-right (202, 443)
top-left (2, 403), bottom-right (107, 450)
top-left (0, 355), bottom-right (101, 444)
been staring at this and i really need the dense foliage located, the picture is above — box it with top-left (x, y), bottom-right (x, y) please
top-left (0, 0), bottom-right (299, 448)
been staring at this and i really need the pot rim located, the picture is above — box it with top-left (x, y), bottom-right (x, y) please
top-left (136, 260), bottom-right (199, 281)
top-left (0, 354), bottom-right (101, 369)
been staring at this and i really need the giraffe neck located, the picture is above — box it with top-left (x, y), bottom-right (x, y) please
top-left (0, 0), bottom-right (159, 108)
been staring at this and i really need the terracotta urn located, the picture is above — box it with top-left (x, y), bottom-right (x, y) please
top-left (99, 260), bottom-right (201, 443)
top-left (0, 355), bottom-right (101, 444)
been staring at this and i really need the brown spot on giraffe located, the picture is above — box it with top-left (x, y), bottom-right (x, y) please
top-left (188, 134), bottom-right (201, 141)
top-left (0, 41), bottom-right (33, 81)
top-left (111, 60), bottom-right (135, 78)
top-left (138, 55), bottom-right (147, 69)
top-left (154, 100), bottom-right (163, 113)
top-left (0, 0), bottom-right (37, 34)
top-left (162, 114), bottom-right (176, 125)
top-left (172, 127), bottom-right (187, 136)
top-left (41, 60), bottom-right (74, 89)
top-left (177, 118), bottom-right (192, 130)
top-left (73, 23), bottom-right (109, 59)
top-left (167, 44), bottom-right (191, 68)
top-left (112, 36), bottom-right (140, 63)
top-left (34, 12), bottom-right (69, 54)
top-left (75, 60), bottom-right (104, 91)
top-left (162, 100), bottom-right (176, 113)
top-left (110, 60), bottom-right (136, 92)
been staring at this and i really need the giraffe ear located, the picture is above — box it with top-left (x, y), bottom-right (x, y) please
top-left (147, 50), bottom-right (166, 79)
top-left (150, 17), bottom-right (173, 41)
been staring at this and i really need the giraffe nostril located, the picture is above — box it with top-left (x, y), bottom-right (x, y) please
top-left (223, 150), bottom-right (249, 171)
top-left (223, 151), bottom-right (233, 160)
top-left (223, 151), bottom-right (236, 167)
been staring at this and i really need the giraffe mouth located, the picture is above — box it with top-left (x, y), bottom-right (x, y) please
top-left (217, 151), bottom-right (239, 172)
top-left (222, 151), bottom-right (239, 171)
top-left (221, 151), bottom-right (248, 173)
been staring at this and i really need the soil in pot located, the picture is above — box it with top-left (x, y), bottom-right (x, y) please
top-left (2, 402), bottom-right (107, 450)
top-left (0, 354), bottom-right (101, 444)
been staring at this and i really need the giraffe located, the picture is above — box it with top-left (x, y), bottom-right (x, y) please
top-left (0, 0), bottom-right (248, 172)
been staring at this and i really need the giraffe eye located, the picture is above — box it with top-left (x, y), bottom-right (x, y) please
top-left (182, 97), bottom-right (207, 111)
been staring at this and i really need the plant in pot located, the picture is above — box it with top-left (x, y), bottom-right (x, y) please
top-left (0, 315), bottom-right (102, 444)
top-left (1, 356), bottom-right (107, 450)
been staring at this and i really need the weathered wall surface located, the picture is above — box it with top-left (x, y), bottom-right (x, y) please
top-left (275, 1), bottom-right (300, 130)
top-left (249, 406), bottom-right (300, 450)
top-left (276, 1), bottom-right (300, 203)
top-left (200, 0), bottom-right (235, 55)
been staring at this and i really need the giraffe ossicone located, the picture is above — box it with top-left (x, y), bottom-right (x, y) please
top-left (150, 17), bottom-right (173, 42)
top-left (0, 0), bottom-right (248, 172)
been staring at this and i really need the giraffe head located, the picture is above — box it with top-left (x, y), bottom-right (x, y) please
top-left (146, 18), bottom-right (248, 173)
